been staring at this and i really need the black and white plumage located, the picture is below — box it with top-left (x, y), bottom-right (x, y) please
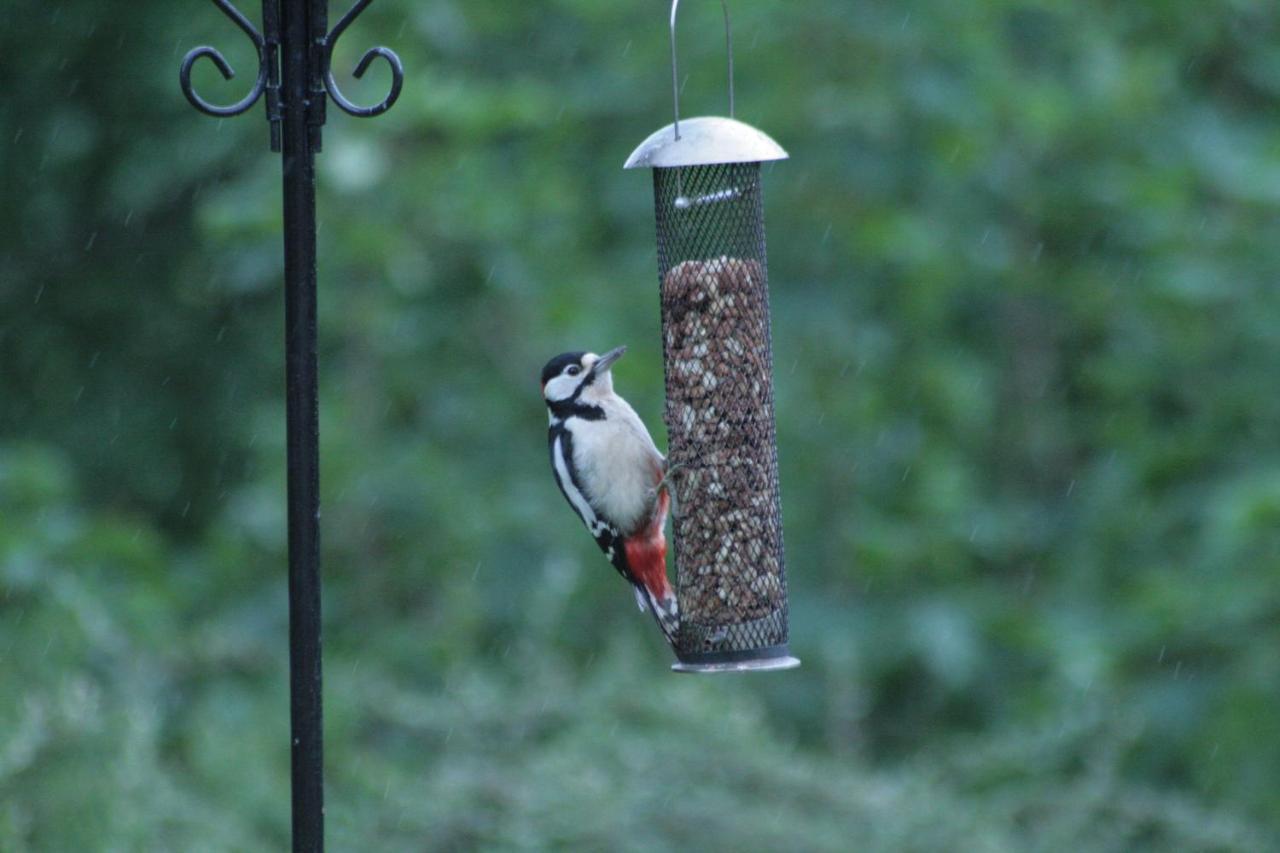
top-left (541, 346), bottom-right (678, 643)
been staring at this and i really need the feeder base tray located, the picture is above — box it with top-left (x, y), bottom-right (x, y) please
top-left (671, 644), bottom-right (800, 674)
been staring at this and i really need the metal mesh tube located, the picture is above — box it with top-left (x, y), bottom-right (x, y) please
top-left (653, 162), bottom-right (791, 666)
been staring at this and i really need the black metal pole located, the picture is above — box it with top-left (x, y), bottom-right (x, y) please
top-left (280, 1), bottom-right (324, 849)
top-left (179, 4), bottom-right (403, 849)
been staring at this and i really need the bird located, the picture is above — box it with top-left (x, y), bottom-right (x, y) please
top-left (540, 346), bottom-right (678, 643)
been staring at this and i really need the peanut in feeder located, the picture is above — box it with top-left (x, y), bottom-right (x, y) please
top-left (626, 0), bottom-right (798, 673)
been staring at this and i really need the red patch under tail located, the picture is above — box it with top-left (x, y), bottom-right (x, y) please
top-left (625, 487), bottom-right (678, 643)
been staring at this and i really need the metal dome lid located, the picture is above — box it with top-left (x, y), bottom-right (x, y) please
top-left (624, 116), bottom-right (787, 170)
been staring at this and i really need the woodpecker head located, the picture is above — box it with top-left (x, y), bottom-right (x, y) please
top-left (541, 346), bottom-right (626, 406)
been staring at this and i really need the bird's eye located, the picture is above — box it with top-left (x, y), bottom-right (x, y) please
top-left (566, 365), bottom-right (581, 376)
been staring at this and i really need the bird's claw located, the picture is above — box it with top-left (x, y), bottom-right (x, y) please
top-left (657, 461), bottom-right (687, 524)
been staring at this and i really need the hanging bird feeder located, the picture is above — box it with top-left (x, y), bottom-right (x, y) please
top-left (626, 0), bottom-right (798, 673)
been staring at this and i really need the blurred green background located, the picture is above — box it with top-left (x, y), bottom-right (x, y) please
top-left (4, 0), bottom-right (1280, 849)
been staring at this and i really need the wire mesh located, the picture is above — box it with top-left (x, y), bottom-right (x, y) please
top-left (653, 161), bottom-right (790, 663)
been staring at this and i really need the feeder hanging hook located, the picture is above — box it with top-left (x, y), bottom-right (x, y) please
top-left (670, 0), bottom-right (735, 140)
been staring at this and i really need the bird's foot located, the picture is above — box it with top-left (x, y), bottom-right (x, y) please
top-left (656, 462), bottom-right (687, 522)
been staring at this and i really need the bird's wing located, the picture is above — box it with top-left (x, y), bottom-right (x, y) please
top-left (548, 425), bottom-right (631, 582)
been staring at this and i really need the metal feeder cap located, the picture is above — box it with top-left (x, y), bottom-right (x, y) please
top-left (624, 116), bottom-right (788, 170)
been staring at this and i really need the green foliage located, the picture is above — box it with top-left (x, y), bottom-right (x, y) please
top-left (3, 0), bottom-right (1280, 848)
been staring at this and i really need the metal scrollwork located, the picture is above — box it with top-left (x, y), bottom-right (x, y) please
top-left (179, 0), bottom-right (270, 117)
top-left (323, 0), bottom-right (404, 117)
top-left (180, 0), bottom-right (281, 149)
top-left (180, 0), bottom-right (398, 147)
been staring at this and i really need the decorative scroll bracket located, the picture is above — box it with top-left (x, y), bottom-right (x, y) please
top-left (322, 0), bottom-right (404, 119)
top-left (179, 0), bottom-right (403, 151)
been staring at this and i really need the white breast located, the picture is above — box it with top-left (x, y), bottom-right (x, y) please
top-left (569, 396), bottom-right (663, 536)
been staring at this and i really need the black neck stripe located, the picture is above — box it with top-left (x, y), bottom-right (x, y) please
top-left (550, 398), bottom-right (605, 421)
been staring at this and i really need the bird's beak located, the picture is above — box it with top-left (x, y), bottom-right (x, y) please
top-left (592, 346), bottom-right (626, 375)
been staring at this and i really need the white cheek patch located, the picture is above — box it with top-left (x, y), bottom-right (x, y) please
top-left (545, 371), bottom-right (586, 403)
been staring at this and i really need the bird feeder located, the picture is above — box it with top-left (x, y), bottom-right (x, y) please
top-left (626, 0), bottom-right (798, 673)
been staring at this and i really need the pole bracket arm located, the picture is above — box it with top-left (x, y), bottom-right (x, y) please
top-left (179, 0), bottom-right (403, 152)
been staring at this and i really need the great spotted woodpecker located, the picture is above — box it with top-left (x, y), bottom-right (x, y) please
top-left (541, 346), bottom-right (678, 643)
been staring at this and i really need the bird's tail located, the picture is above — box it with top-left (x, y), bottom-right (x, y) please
top-left (636, 581), bottom-right (679, 645)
